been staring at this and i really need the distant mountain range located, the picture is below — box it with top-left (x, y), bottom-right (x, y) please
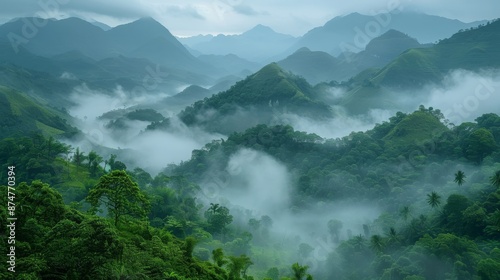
top-left (338, 19), bottom-right (500, 113)
top-left (178, 11), bottom-right (485, 63)
top-left (290, 12), bottom-right (486, 56)
top-left (0, 13), bottom-right (498, 139)
top-left (278, 29), bottom-right (429, 84)
top-left (0, 17), bottom-right (207, 72)
top-left (174, 63), bottom-right (332, 134)
top-left (180, 24), bottom-right (298, 62)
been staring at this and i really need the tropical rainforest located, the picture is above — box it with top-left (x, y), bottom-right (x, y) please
top-left (1, 6), bottom-right (500, 280)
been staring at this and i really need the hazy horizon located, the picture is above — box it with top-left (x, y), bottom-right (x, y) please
top-left (0, 0), bottom-right (498, 37)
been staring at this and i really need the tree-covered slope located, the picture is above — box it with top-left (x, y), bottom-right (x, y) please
top-left (277, 47), bottom-right (343, 84)
top-left (0, 17), bottom-right (206, 72)
top-left (291, 12), bottom-right (485, 55)
top-left (174, 107), bottom-right (500, 203)
top-left (279, 30), bottom-right (427, 85)
top-left (176, 63), bottom-right (332, 134)
top-left (383, 110), bottom-right (448, 148)
top-left (372, 19), bottom-right (500, 88)
top-left (340, 19), bottom-right (500, 113)
top-left (0, 86), bottom-right (77, 138)
top-left (1, 107), bottom-right (500, 279)
top-left (0, 63), bottom-right (79, 108)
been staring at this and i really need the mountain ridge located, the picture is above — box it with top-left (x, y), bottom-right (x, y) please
top-left (292, 11), bottom-right (486, 55)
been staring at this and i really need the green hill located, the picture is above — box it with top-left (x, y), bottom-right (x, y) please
top-left (341, 19), bottom-right (500, 113)
top-left (383, 110), bottom-right (448, 148)
top-left (279, 30), bottom-right (426, 85)
top-left (374, 19), bottom-right (500, 88)
top-left (278, 47), bottom-right (344, 84)
top-left (177, 63), bottom-right (332, 133)
top-left (0, 86), bottom-right (77, 138)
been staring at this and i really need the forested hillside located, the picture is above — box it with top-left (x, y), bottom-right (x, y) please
top-left (1, 5), bottom-right (499, 279)
top-left (2, 107), bottom-right (500, 279)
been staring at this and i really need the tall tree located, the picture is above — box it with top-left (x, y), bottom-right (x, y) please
top-left (427, 191), bottom-right (442, 209)
top-left (386, 227), bottom-right (401, 249)
top-left (454, 170), bottom-right (466, 186)
top-left (491, 170), bottom-right (500, 188)
top-left (204, 203), bottom-right (233, 239)
top-left (298, 243), bottom-right (314, 259)
top-left (327, 219), bottom-right (343, 243)
top-left (400, 206), bottom-right (411, 222)
top-left (212, 248), bottom-right (227, 267)
top-left (291, 263), bottom-right (312, 280)
top-left (227, 255), bottom-right (253, 280)
top-left (88, 151), bottom-right (103, 178)
top-left (183, 236), bottom-right (198, 259)
top-left (463, 128), bottom-right (497, 163)
top-left (370, 234), bottom-right (385, 254)
top-left (73, 147), bottom-right (86, 173)
top-left (86, 170), bottom-right (150, 226)
top-left (87, 151), bottom-right (98, 170)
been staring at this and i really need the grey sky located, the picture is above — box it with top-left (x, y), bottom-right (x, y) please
top-left (0, 0), bottom-right (498, 36)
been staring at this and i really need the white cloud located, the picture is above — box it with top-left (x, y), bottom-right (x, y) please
top-left (422, 70), bottom-right (500, 124)
top-left (0, 0), bottom-right (497, 36)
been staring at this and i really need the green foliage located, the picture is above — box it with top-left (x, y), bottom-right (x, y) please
top-left (212, 248), bottom-right (228, 267)
top-left (0, 86), bottom-right (77, 139)
top-left (426, 191), bottom-right (442, 209)
top-left (463, 128), bottom-right (497, 163)
top-left (227, 255), bottom-right (253, 280)
top-left (441, 194), bottom-right (471, 234)
top-left (126, 109), bottom-right (165, 122)
top-left (290, 263), bottom-right (312, 280)
top-left (177, 63), bottom-right (332, 133)
top-left (0, 179), bottom-right (230, 280)
top-left (184, 236), bottom-right (198, 258)
top-left (491, 170), bottom-right (500, 188)
top-left (477, 258), bottom-right (500, 280)
top-left (0, 134), bottom-right (70, 184)
top-left (205, 203), bottom-right (233, 238)
top-left (86, 170), bottom-right (150, 226)
top-left (3, 107), bottom-right (500, 279)
top-left (454, 170), bottom-right (466, 186)
top-left (327, 219), bottom-right (343, 243)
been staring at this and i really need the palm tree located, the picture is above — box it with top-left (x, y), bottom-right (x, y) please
top-left (291, 263), bottom-right (311, 280)
top-left (370, 234), bottom-right (384, 254)
top-left (426, 191), bottom-right (442, 209)
top-left (454, 170), bottom-right (466, 186)
top-left (400, 206), bottom-right (411, 222)
top-left (352, 235), bottom-right (365, 250)
top-left (386, 227), bottom-right (400, 244)
top-left (491, 170), bottom-right (500, 188)
top-left (208, 203), bottom-right (220, 215)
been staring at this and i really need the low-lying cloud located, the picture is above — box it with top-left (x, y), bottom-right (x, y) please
top-left (280, 107), bottom-right (394, 139)
top-left (422, 69), bottom-right (500, 125)
top-left (67, 85), bottom-right (222, 175)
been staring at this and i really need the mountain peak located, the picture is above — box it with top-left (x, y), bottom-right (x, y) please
top-left (378, 29), bottom-right (416, 41)
top-left (136, 16), bottom-right (156, 23)
top-left (253, 62), bottom-right (286, 77)
top-left (244, 24), bottom-right (276, 35)
top-left (365, 29), bottom-right (420, 54)
top-left (295, 47), bottom-right (312, 53)
top-left (127, 17), bottom-right (164, 28)
top-left (177, 62), bottom-right (331, 133)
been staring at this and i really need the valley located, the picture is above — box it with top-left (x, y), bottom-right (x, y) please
top-left (0, 4), bottom-right (500, 280)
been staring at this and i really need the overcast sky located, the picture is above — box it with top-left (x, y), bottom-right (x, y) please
top-left (0, 0), bottom-right (498, 36)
